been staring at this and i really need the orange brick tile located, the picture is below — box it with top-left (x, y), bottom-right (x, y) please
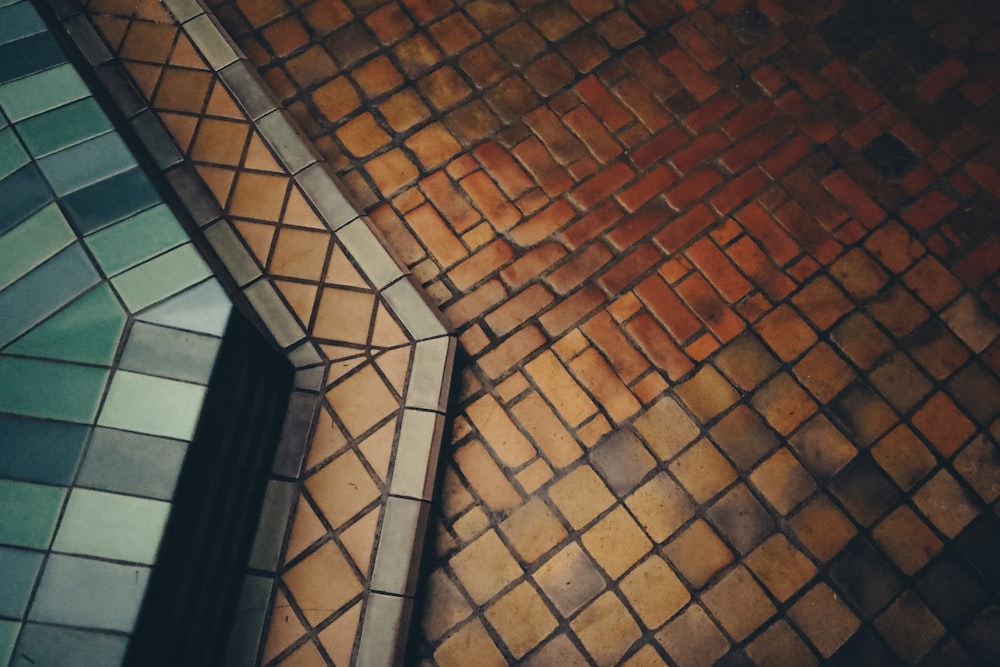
top-left (525, 351), bottom-right (599, 427)
top-left (448, 238), bottom-right (514, 290)
top-left (364, 147), bottom-right (419, 195)
top-left (478, 325), bottom-right (547, 379)
top-left (485, 284), bottom-right (555, 337)
top-left (454, 440), bottom-right (525, 511)
top-left (466, 394), bottom-right (536, 468)
top-left (569, 348), bottom-right (642, 424)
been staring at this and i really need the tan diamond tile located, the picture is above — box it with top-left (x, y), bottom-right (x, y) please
top-left (873, 506), bottom-right (943, 575)
top-left (619, 555), bottom-right (689, 629)
top-left (793, 342), bottom-right (856, 403)
top-left (942, 293), bottom-right (1000, 353)
top-left (788, 415), bottom-right (858, 480)
top-left (745, 534), bottom-right (817, 603)
top-left (632, 396), bottom-right (701, 460)
top-left (871, 425), bottom-right (937, 491)
top-left (421, 570), bottom-right (472, 643)
top-left (746, 620), bottom-right (818, 667)
top-left (709, 405), bottom-right (780, 472)
top-left (486, 582), bottom-right (558, 658)
top-left (622, 644), bottom-right (669, 667)
top-left (752, 373), bottom-right (817, 436)
top-left (261, 588), bottom-right (306, 663)
top-left (533, 542), bottom-right (606, 617)
top-left (434, 619), bottom-right (508, 667)
top-left (756, 304), bottom-right (818, 361)
top-left (449, 529), bottom-right (523, 605)
top-left (570, 592), bottom-right (643, 665)
top-left (306, 450), bottom-right (380, 529)
top-left (866, 284), bottom-right (929, 338)
top-left (655, 603), bottom-right (729, 667)
top-left (669, 439), bottom-right (738, 503)
top-left (581, 505), bottom-right (652, 579)
top-left (624, 472), bottom-right (695, 543)
top-left (832, 312), bottom-right (893, 369)
top-left (283, 540), bottom-right (362, 625)
top-left (788, 583), bottom-right (860, 658)
top-left (663, 519), bottom-right (734, 589)
top-left (874, 589), bottom-right (946, 664)
top-left (912, 391), bottom-right (976, 457)
top-left (702, 565), bottom-right (776, 641)
top-left (869, 351), bottom-right (933, 413)
top-left (676, 366), bottom-right (740, 421)
top-left (317, 601), bottom-right (361, 667)
top-left (325, 365), bottom-right (397, 437)
top-left (789, 494), bottom-right (857, 562)
top-left (499, 497), bottom-right (568, 563)
top-left (713, 333), bottom-right (780, 391)
top-left (830, 248), bottom-right (888, 299)
top-left (913, 469), bottom-right (981, 538)
top-left (706, 483), bottom-right (775, 555)
top-left (523, 634), bottom-right (590, 667)
top-left (313, 287), bottom-right (376, 345)
top-left (749, 447), bottom-right (816, 515)
top-left (547, 465), bottom-right (615, 529)
top-left (792, 276), bottom-right (853, 331)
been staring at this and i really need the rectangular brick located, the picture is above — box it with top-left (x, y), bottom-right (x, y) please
top-left (539, 284), bottom-right (605, 335)
top-left (569, 348), bottom-right (642, 424)
top-left (571, 161), bottom-right (635, 208)
top-left (485, 283), bottom-right (556, 336)
top-left (444, 279), bottom-right (507, 327)
top-left (466, 394), bottom-right (536, 467)
top-left (774, 91), bottom-right (836, 144)
top-left (545, 241), bottom-right (614, 295)
top-left (659, 48), bottom-right (719, 101)
top-left (720, 130), bottom-right (780, 174)
top-left (821, 60), bottom-right (880, 112)
top-left (773, 200), bottom-right (842, 264)
top-left (613, 77), bottom-right (671, 132)
top-left (916, 57), bottom-right (969, 102)
top-left (761, 134), bottom-right (812, 178)
top-left (616, 165), bottom-right (676, 213)
top-left (671, 131), bottom-right (730, 174)
top-left (631, 125), bottom-right (691, 170)
top-left (670, 19), bottom-right (726, 70)
top-left (509, 199), bottom-right (576, 246)
top-left (635, 274), bottom-right (702, 342)
top-left (607, 201), bottom-right (672, 250)
top-left (454, 440), bottom-right (525, 510)
top-left (901, 190), bottom-right (957, 231)
top-left (420, 170), bottom-right (481, 232)
top-left (563, 105), bottom-right (624, 163)
top-left (474, 141), bottom-right (534, 198)
top-left (582, 310), bottom-right (651, 383)
top-left (510, 392), bottom-right (583, 468)
top-left (501, 241), bottom-right (568, 287)
top-left (513, 137), bottom-right (574, 196)
top-left (478, 323), bottom-right (546, 378)
top-left (626, 313), bottom-right (694, 380)
top-left (598, 244), bottom-right (662, 294)
top-left (822, 170), bottom-right (886, 229)
top-left (735, 202), bottom-right (801, 265)
top-left (686, 237), bottom-right (752, 302)
top-left (710, 167), bottom-right (768, 215)
top-left (525, 350), bottom-right (598, 427)
top-left (449, 237), bottom-right (515, 289)
top-left (727, 236), bottom-right (794, 300)
top-left (774, 48), bottom-right (833, 100)
top-left (461, 170), bottom-right (522, 231)
top-left (682, 93), bottom-right (739, 133)
top-left (783, 168), bottom-right (849, 230)
top-left (953, 237), bottom-right (1000, 287)
top-left (407, 202), bottom-right (469, 266)
top-left (723, 99), bottom-right (777, 140)
top-left (664, 167), bottom-right (724, 211)
top-left (675, 272), bottom-right (745, 342)
top-left (654, 203), bottom-right (716, 252)
top-left (525, 107), bottom-right (587, 164)
top-left (621, 47), bottom-right (682, 101)
top-left (560, 201), bottom-right (625, 249)
top-left (575, 75), bottom-right (633, 130)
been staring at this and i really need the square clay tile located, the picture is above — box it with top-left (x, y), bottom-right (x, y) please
top-left (701, 565), bottom-right (777, 641)
top-left (325, 364), bottom-right (399, 439)
top-left (312, 76), bottom-right (362, 122)
top-left (871, 425), bottom-right (937, 491)
top-left (668, 439), bottom-right (738, 504)
top-left (546, 466), bottom-right (615, 529)
top-left (624, 472), bottom-right (695, 543)
top-left (313, 287), bottom-right (376, 345)
top-left (485, 582), bottom-right (558, 659)
top-left (713, 333), bottom-right (780, 391)
top-left (913, 469), bottom-right (981, 538)
top-left (755, 304), bottom-right (818, 362)
top-left (749, 448), bottom-right (816, 515)
top-left (570, 592), bottom-right (643, 665)
top-left (829, 458), bottom-right (900, 527)
top-left (428, 12), bottom-right (482, 54)
top-left (904, 320), bottom-right (970, 380)
top-left (282, 540), bottom-right (363, 625)
top-left (434, 618), bottom-right (508, 667)
top-left (655, 604), bottom-right (730, 667)
top-left (449, 529), bottom-right (523, 605)
top-left (675, 365), bottom-right (740, 422)
top-left (947, 362), bottom-right (1000, 425)
top-left (793, 342), bottom-right (856, 403)
top-left (530, 4), bottom-right (583, 40)
top-left (789, 494), bottom-right (857, 562)
top-left (902, 257), bottom-right (962, 310)
top-left (745, 534), bottom-right (817, 603)
top-left (268, 227), bottom-right (331, 281)
top-left (868, 351), bottom-right (933, 413)
top-left (621, 645), bottom-right (669, 667)
top-left (746, 620), bottom-right (818, 667)
top-left (708, 405), bottom-right (780, 472)
top-left (866, 283), bottom-right (930, 338)
top-left (829, 383), bottom-right (898, 447)
top-left (874, 590), bottom-right (946, 664)
top-left (581, 506), bottom-right (652, 579)
top-left (458, 44), bottom-right (511, 88)
top-left (418, 66), bottom-right (473, 111)
top-left (831, 312), bottom-right (893, 369)
top-left (872, 506), bottom-right (943, 575)
top-left (942, 293), bottom-right (1000, 353)
top-left (228, 171), bottom-right (289, 221)
top-left (788, 583), bottom-right (861, 658)
top-left (912, 391), bottom-right (977, 457)
top-left (522, 633), bottom-right (590, 667)
top-left (619, 555), bottom-right (690, 629)
top-left (706, 483), bottom-right (775, 555)
top-left (532, 542), bottom-right (606, 617)
top-left (306, 449), bottom-right (380, 529)
top-left (589, 428), bottom-right (656, 495)
top-left (788, 415), bottom-right (858, 480)
top-left (663, 519), bottom-right (734, 589)
top-left (792, 276), bottom-right (854, 331)
top-left (632, 396), bottom-right (701, 461)
top-left (828, 539), bottom-right (904, 619)
top-left (954, 436), bottom-right (1000, 503)
top-left (829, 248), bottom-right (888, 300)
top-left (499, 497), bottom-right (568, 564)
top-left (421, 570), bottom-right (473, 643)
top-left (751, 373), bottom-right (817, 436)
top-left (494, 22), bottom-right (547, 66)
top-left (189, 118), bottom-right (250, 166)
top-left (915, 555), bottom-right (989, 628)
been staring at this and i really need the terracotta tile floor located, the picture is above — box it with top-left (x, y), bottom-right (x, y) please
top-left (109, 0), bottom-right (1000, 662)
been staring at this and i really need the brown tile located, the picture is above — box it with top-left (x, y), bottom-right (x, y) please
top-left (868, 351), bottom-right (933, 413)
top-left (453, 440), bottom-right (523, 511)
top-left (832, 312), bottom-right (893, 369)
top-left (622, 645), bottom-right (669, 667)
top-left (624, 472), bottom-right (695, 543)
top-left (313, 76), bottom-right (361, 122)
top-left (947, 361), bottom-right (1000, 425)
top-left (913, 469), bottom-right (981, 538)
top-left (751, 373), bottom-right (817, 436)
top-left (365, 147), bottom-right (419, 195)
top-left (829, 247), bottom-right (888, 300)
top-left (749, 447), bottom-right (816, 515)
top-left (459, 43), bottom-right (510, 88)
top-left (283, 540), bottom-right (363, 625)
top-left (434, 618), bottom-right (508, 667)
top-left (530, 3), bottom-right (583, 40)
top-left (905, 321), bottom-right (971, 380)
top-left (589, 429), bottom-right (655, 494)
top-left (675, 365), bottom-right (740, 422)
top-left (830, 457), bottom-right (900, 527)
top-left (547, 465), bottom-right (615, 529)
top-left (428, 12), bottom-right (482, 54)
top-left (706, 483), bottom-right (775, 555)
top-left (445, 100), bottom-right (502, 143)
top-left (663, 519), bottom-right (734, 589)
top-left (709, 405), bottom-right (780, 472)
top-left (669, 439), bottom-right (738, 503)
top-left (942, 293), bottom-right (1000, 353)
top-left (582, 505), bottom-right (652, 579)
top-left (792, 276), bottom-right (853, 331)
top-left (655, 604), bottom-right (729, 667)
top-left (406, 122), bottom-right (462, 169)
top-left (262, 16), bottom-right (310, 56)
top-left (872, 506), bottom-right (943, 575)
top-left (713, 333), bottom-right (780, 391)
top-left (632, 396), bottom-right (701, 461)
top-left (499, 497), bottom-right (567, 564)
top-left (746, 620), bottom-right (818, 667)
top-left (619, 555), bottom-right (689, 629)
top-left (912, 391), bottom-right (976, 457)
top-left (788, 415), bottom-right (858, 479)
top-left (866, 284), bottom-right (930, 338)
top-left (337, 112), bottom-right (392, 157)
top-left (793, 342), bottom-right (856, 404)
top-left (484, 75), bottom-right (540, 123)
top-left (746, 534), bottom-right (817, 603)
top-left (418, 66), bottom-right (473, 111)
top-left (523, 633), bottom-right (589, 666)
top-left (903, 257), bottom-right (963, 310)
top-left (871, 425), bottom-right (937, 491)
top-left (570, 592), bottom-right (643, 664)
top-left (351, 55), bottom-right (403, 96)
top-left (269, 227), bottom-right (330, 281)
top-left (533, 542), bottom-right (606, 617)
top-left (789, 494), bottom-right (857, 562)
top-left (864, 221), bottom-right (924, 273)
top-left (954, 435), bottom-right (1000, 503)
top-left (755, 304), bottom-right (818, 362)
top-left (421, 570), bottom-right (472, 643)
top-left (874, 590), bottom-right (946, 664)
top-left (788, 583), bottom-right (860, 658)
top-left (379, 89), bottom-right (432, 131)
top-left (229, 171), bottom-right (289, 221)
top-left (702, 565), bottom-right (776, 641)
top-left (449, 529), bottom-right (523, 604)
top-left (494, 22), bottom-right (546, 66)
top-left (285, 45), bottom-right (336, 88)
top-left (306, 449), bottom-right (380, 529)
top-left (485, 582), bottom-right (558, 659)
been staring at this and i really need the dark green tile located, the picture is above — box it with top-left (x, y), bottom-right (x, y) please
top-left (0, 479), bottom-right (65, 549)
top-left (12, 623), bottom-right (128, 667)
top-left (120, 321), bottom-right (221, 384)
top-left (0, 202), bottom-right (75, 291)
top-left (0, 2), bottom-right (45, 46)
top-left (36, 132), bottom-right (135, 196)
top-left (0, 414), bottom-right (89, 485)
top-left (0, 620), bottom-right (17, 667)
top-left (0, 33), bottom-right (64, 84)
top-left (0, 126), bottom-right (28, 179)
top-left (0, 355), bottom-right (109, 424)
top-left (15, 98), bottom-right (112, 158)
top-left (62, 167), bottom-right (159, 235)
top-left (85, 203), bottom-right (188, 276)
top-left (0, 63), bottom-right (89, 122)
top-left (0, 163), bottom-right (54, 235)
top-left (76, 427), bottom-right (187, 500)
top-left (0, 546), bottom-right (44, 618)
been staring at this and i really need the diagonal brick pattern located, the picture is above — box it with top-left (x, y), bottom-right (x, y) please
top-left (118, 0), bottom-right (1000, 662)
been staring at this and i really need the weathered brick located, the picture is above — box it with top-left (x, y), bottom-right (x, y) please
top-left (545, 241), bottom-right (614, 295)
top-left (539, 284), bottom-right (605, 335)
top-left (513, 137), bottom-right (575, 196)
top-left (686, 237), bottom-right (752, 302)
top-left (449, 238), bottom-right (515, 289)
top-left (675, 272), bottom-right (745, 342)
top-left (571, 161), bottom-right (636, 208)
top-left (635, 274), bottom-right (702, 342)
top-left (582, 310), bottom-right (651, 383)
top-left (510, 199), bottom-right (577, 247)
top-left (626, 313), bottom-right (695, 380)
top-left (478, 324), bottom-right (546, 378)
top-left (569, 348), bottom-right (642, 424)
top-left (486, 283), bottom-right (556, 336)
top-left (598, 244), bottom-right (662, 294)
top-left (501, 242), bottom-right (568, 287)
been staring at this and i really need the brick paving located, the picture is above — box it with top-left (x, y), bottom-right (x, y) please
top-left (200, 0), bottom-right (998, 662)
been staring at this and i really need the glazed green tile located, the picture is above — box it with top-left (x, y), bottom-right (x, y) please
top-left (120, 322), bottom-right (221, 384)
top-left (62, 167), bottom-right (160, 235)
top-left (76, 428), bottom-right (186, 500)
top-left (28, 554), bottom-right (150, 632)
top-left (16, 98), bottom-right (112, 158)
top-left (0, 546), bottom-right (44, 618)
top-left (0, 163), bottom-right (52, 235)
top-left (11, 623), bottom-right (128, 667)
top-left (6, 285), bottom-right (127, 365)
top-left (0, 243), bottom-right (101, 347)
top-left (0, 479), bottom-right (66, 549)
top-left (0, 202), bottom-right (75, 291)
top-left (97, 370), bottom-right (207, 441)
top-left (85, 203), bottom-right (188, 276)
top-left (0, 126), bottom-right (28, 180)
top-left (53, 488), bottom-right (170, 565)
top-left (0, 32), bottom-right (64, 84)
top-left (0, 356), bottom-right (109, 423)
top-left (0, 620), bottom-right (18, 666)
top-left (137, 278), bottom-right (232, 337)
top-left (0, 64), bottom-right (87, 121)
top-left (111, 243), bottom-right (212, 312)
top-left (0, 2), bottom-right (45, 46)
top-left (37, 132), bottom-right (136, 196)
top-left (0, 414), bottom-right (89, 485)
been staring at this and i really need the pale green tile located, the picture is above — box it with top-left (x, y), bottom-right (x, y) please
top-left (0, 202), bottom-right (75, 291)
top-left (0, 64), bottom-right (89, 122)
top-left (0, 126), bottom-right (28, 179)
top-left (0, 356), bottom-right (108, 423)
top-left (136, 278), bottom-right (232, 337)
top-left (111, 243), bottom-right (212, 312)
top-left (85, 203), bottom-right (188, 276)
top-left (0, 620), bottom-right (19, 666)
top-left (97, 370), bottom-right (207, 441)
top-left (0, 480), bottom-right (66, 549)
top-left (15, 97), bottom-right (112, 158)
top-left (53, 488), bottom-right (170, 565)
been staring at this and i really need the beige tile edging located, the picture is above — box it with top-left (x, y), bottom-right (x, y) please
top-left (44, 0), bottom-right (457, 664)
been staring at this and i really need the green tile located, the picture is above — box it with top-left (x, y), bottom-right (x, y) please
top-left (53, 488), bottom-right (171, 564)
top-left (97, 370), bottom-right (207, 441)
top-left (6, 284), bottom-right (128, 365)
top-left (0, 546), bottom-right (44, 618)
top-left (0, 620), bottom-right (19, 666)
top-left (0, 202), bottom-right (76, 291)
top-left (11, 623), bottom-right (128, 667)
top-left (137, 278), bottom-right (232, 337)
top-left (0, 2), bottom-right (45, 46)
top-left (62, 167), bottom-right (160, 235)
top-left (0, 32), bottom-right (64, 84)
top-left (111, 243), bottom-right (212, 312)
top-left (15, 97), bottom-right (112, 158)
top-left (85, 203), bottom-right (188, 276)
top-left (0, 126), bottom-right (28, 179)
top-left (120, 321), bottom-right (221, 384)
top-left (0, 480), bottom-right (65, 549)
top-left (0, 64), bottom-right (89, 122)
top-left (0, 415), bottom-right (89, 485)
top-left (37, 132), bottom-right (136, 196)
top-left (0, 356), bottom-right (109, 423)
top-left (76, 428), bottom-right (187, 501)
top-left (0, 163), bottom-right (53, 235)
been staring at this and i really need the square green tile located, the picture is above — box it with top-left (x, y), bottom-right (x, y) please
top-left (0, 64), bottom-right (87, 121)
top-left (0, 356), bottom-right (109, 424)
top-left (111, 243), bottom-right (212, 312)
top-left (0, 479), bottom-right (66, 549)
top-left (85, 203), bottom-right (188, 276)
top-left (76, 428), bottom-right (187, 501)
top-left (53, 488), bottom-right (171, 565)
top-left (0, 620), bottom-right (19, 666)
top-left (97, 370), bottom-right (207, 441)
top-left (15, 97), bottom-right (112, 158)
top-left (11, 623), bottom-right (128, 667)
top-left (36, 132), bottom-right (135, 196)
top-left (0, 414), bottom-right (89, 485)
top-left (0, 546), bottom-right (44, 618)
top-left (0, 202), bottom-right (75, 291)
top-left (119, 321), bottom-right (221, 384)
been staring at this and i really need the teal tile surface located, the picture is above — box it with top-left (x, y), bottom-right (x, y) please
top-left (16, 97), bottom-right (112, 158)
top-left (53, 488), bottom-right (171, 564)
top-left (85, 203), bottom-right (188, 276)
top-left (12, 623), bottom-right (128, 667)
top-left (0, 126), bottom-right (28, 180)
top-left (6, 284), bottom-right (128, 365)
top-left (0, 243), bottom-right (101, 347)
top-left (62, 167), bottom-right (160, 235)
top-left (0, 415), bottom-right (90, 485)
top-left (120, 321), bottom-right (221, 384)
top-left (97, 370), bottom-right (207, 440)
top-left (0, 2), bottom-right (45, 46)
top-left (0, 32), bottom-right (64, 84)
top-left (0, 479), bottom-right (66, 549)
top-left (0, 163), bottom-right (53, 234)
top-left (0, 546), bottom-right (44, 618)
top-left (36, 132), bottom-right (136, 196)
top-left (0, 202), bottom-right (76, 291)
top-left (137, 278), bottom-right (232, 337)
top-left (0, 63), bottom-right (87, 121)
top-left (76, 428), bottom-right (186, 501)
top-left (0, 356), bottom-right (109, 423)
top-left (111, 243), bottom-right (213, 312)
top-left (0, 620), bottom-right (18, 666)
top-left (28, 554), bottom-right (150, 632)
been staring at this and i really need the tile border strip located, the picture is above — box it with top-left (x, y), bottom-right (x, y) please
top-left (42, 0), bottom-right (457, 664)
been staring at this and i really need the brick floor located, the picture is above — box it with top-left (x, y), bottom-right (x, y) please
top-left (207, 0), bottom-right (998, 662)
